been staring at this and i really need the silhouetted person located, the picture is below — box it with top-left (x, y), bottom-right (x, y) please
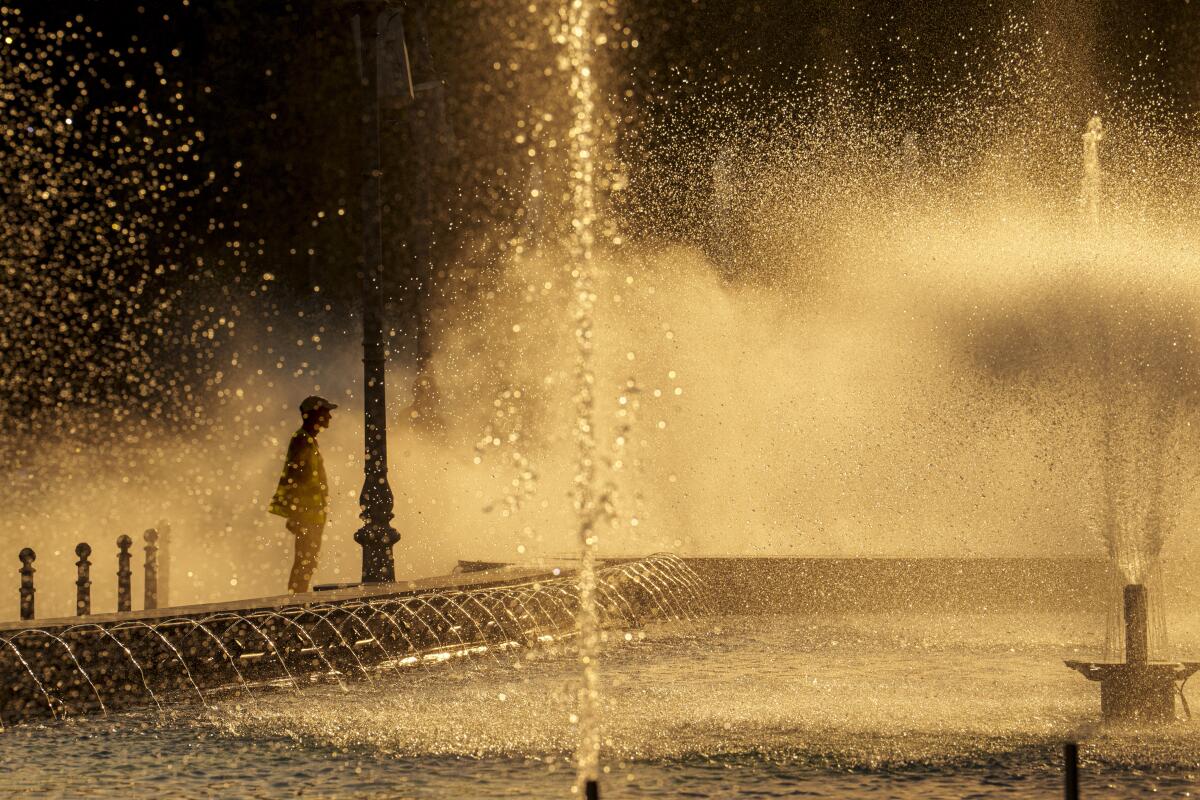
top-left (269, 395), bottom-right (337, 593)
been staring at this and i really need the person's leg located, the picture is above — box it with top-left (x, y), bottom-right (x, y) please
top-left (288, 522), bottom-right (323, 593)
top-left (286, 520), bottom-right (306, 593)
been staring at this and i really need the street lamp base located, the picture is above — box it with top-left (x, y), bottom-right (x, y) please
top-left (354, 522), bottom-right (401, 583)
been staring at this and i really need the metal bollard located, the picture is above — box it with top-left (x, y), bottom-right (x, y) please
top-left (117, 535), bottom-right (133, 613)
top-left (18, 548), bottom-right (35, 621)
top-left (1064, 742), bottom-right (1079, 800)
top-left (75, 542), bottom-right (92, 616)
top-left (157, 519), bottom-right (171, 608)
top-left (144, 528), bottom-right (159, 611)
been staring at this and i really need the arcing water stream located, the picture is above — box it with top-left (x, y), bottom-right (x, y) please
top-left (0, 556), bottom-right (704, 726)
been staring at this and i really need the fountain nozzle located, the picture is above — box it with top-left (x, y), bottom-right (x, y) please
top-left (1124, 584), bottom-right (1149, 664)
top-left (1065, 582), bottom-right (1198, 725)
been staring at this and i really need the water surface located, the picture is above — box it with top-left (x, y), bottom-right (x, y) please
top-left (2, 611), bottom-right (1198, 797)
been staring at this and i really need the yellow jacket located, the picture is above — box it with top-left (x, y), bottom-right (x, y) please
top-left (269, 429), bottom-right (328, 526)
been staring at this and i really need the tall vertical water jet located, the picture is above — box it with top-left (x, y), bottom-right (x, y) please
top-left (557, 0), bottom-right (603, 793)
top-left (1081, 115), bottom-right (1104, 235)
top-left (964, 114), bottom-right (1200, 666)
top-left (1079, 115), bottom-right (1171, 661)
top-left (1081, 113), bottom-right (1129, 659)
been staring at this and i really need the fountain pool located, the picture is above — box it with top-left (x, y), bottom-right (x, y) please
top-left (1, 608), bottom-right (1197, 797)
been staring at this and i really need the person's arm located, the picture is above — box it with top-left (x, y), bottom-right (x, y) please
top-left (280, 434), bottom-right (310, 491)
top-left (315, 444), bottom-right (328, 496)
top-left (271, 433), bottom-right (311, 517)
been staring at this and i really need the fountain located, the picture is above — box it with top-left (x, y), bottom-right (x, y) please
top-left (1066, 584), bottom-right (1200, 724)
top-left (961, 113), bottom-right (1200, 724)
top-left (1053, 114), bottom-right (1200, 721)
top-left (7, 2), bottom-right (1200, 798)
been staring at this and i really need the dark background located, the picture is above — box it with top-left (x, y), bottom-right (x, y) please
top-left (17, 0), bottom-right (1200, 337)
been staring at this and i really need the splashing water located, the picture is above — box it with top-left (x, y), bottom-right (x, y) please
top-left (6, 0), bottom-right (1200, 728)
top-left (9, 8), bottom-right (1197, 631)
top-left (0, 9), bottom-right (214, 437)
top-left (7, 4), bottom-right (1200, 796)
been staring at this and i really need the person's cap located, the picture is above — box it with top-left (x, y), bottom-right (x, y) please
top-left (300, 395), bottom-right (338, 414)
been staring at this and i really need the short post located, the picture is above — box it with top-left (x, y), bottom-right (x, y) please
top-left (117, 535), bottom-right (133, 613)
top-left (585, 779), bottom-right (599, 800)
top-left (18, 548), bottom-right (35, 621)
top-left (157, 519), bottom-right (170, 607)
top-left (144, 528), bottom-right (159, 611)
top-left (75, 542), bottom-right (92, 616)
top-left (1064, 742), bottom-right (1079, 800)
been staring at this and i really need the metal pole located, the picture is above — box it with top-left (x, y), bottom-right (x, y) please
top-left (116, 535), bottom-right (133, 613)
top-left (75, 543), bottom-right (92, 616)
top-left (1064, 742), bottom-right (1079, 800)
top-left (144, 528), bottom-right (159, 610)
top-left (399, 0), bottom-right (439, 396)
top-left (18, 548), bottom-right (35, 621)
top-left (351, 5), bottom-right (401, 583)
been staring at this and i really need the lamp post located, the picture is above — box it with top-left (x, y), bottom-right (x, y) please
top-left (343, 0), bottom-right (412, 582)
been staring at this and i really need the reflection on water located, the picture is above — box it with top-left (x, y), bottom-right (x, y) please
top-left (2, 611), bottom-right (1198, 797)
